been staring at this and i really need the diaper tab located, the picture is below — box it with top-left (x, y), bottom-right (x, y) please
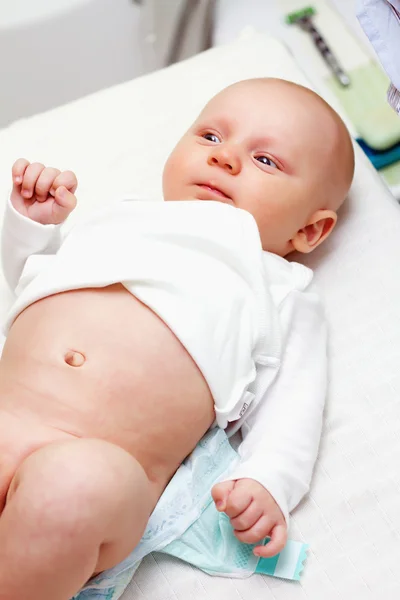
top-left (255, 540), bottom-right (309, 581)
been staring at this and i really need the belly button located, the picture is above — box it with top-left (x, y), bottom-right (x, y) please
top-left (64, 350), bottom-right (86, 367)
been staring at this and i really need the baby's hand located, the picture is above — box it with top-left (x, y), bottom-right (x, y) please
top-left (11, 158), bottom-right (78, 224)
top-left (211, 478), bottom-right (287, 558)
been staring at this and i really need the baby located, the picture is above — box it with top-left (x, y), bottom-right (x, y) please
top-left (0, 78), bottom-right (354, 600)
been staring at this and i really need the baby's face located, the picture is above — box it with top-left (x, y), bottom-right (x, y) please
top-left (163, 79), bottom-right (353, 255)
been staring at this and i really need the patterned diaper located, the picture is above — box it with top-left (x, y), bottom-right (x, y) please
top-left (73, 429), bottom-right (308, 600)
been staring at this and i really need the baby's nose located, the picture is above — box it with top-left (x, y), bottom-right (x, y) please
top-left (207, 147), bottom-right (241, 174)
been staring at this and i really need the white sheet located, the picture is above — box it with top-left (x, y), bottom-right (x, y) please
top-left (0, 33), bottom-right (399, 600)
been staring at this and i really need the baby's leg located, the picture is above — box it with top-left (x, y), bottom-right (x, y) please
top-left (0, 438), bottom-right (157, 600)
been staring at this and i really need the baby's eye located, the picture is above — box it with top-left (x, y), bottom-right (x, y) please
top-left (256, 156), bottom-right (278, 169)
top-left (203, 133), bottom-right (221, 143)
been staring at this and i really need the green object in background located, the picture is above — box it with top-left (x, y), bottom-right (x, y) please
top-left (286, 5), bottom-right (350, 88)
top-left (326, 62), bottom-right (400, 151)
top-left (285, 6), bottom-right (315, 24)
top-left (381, 162), bottom-right (400, 188)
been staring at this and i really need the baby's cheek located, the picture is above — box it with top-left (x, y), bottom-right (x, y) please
top-left (162, 149), bottom-right (189, 200)
top-left (162, 155), bottom-right (177, 199)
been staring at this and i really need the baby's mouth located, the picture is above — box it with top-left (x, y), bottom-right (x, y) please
top-left (195, 183), bottom-right (232, 202)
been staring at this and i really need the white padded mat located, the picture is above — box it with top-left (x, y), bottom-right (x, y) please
top-left (0, 33), bottom-right (399, 600)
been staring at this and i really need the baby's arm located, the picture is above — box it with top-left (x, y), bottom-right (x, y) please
top-left (212, 286), bottom-right (327, 556)
top-left (2, 159), bottom-right (77, 292)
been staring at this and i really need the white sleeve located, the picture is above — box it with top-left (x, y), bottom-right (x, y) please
top-left (1, 197), bottom-right (63, 293)
top-left (227, 286), bottom-right (327, 524)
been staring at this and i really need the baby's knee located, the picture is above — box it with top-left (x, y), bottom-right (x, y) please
top-left (8, 438), bottom-right (152, 535)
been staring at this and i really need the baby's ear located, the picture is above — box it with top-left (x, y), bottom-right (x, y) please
top-left (291, 209), bottom-right (337, 254)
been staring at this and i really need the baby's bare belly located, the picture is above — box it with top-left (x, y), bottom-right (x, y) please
top-left (0, 284), bottom-right (215, 503)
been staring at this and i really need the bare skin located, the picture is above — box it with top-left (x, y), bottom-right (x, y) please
top-left (0, 78), bottom-right (354, 600)
top-left (0, 285), bottom-right (215, 498)
top-left (0, 285), bottom-right (215, 600)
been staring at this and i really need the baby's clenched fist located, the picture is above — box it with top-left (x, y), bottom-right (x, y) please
top-left (212, 478), bottom-right (287, 557)
top-left (11, 158), bottom-right (78, 225)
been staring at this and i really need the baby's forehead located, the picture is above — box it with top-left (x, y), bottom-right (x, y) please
top-left (201, 80), bottom-right (316, 116)
top-left (197, 82), bottom-right (323, 135)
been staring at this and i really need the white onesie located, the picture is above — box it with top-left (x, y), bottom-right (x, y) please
top-left (1, 197), bottom-right (327, 522)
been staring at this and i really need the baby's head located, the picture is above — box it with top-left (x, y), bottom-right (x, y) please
top-left (163, 78), bottom-right (354, 256)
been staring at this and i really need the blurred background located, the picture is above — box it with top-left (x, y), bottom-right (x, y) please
top-left (0, 0), bottom-right (367, 127)
top-left (1, 0), bottom-right (399, 196)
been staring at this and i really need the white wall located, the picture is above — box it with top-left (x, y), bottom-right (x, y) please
top-left (214, 0), bottom-right (368, 48)
top-left (0, 0), bottom-right (146, 127)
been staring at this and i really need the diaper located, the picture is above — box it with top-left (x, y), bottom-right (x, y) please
top-left (74, 429), bottom-right (308, 600)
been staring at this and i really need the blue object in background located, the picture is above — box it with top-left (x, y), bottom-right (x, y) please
top-left (357, 138), bottom-right (400, 170)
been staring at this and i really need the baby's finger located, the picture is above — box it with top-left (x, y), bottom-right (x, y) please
top-left (12, 158), bottom-right (30, 185)
top-left (224, 489), bottom-right (253, 519)
top-left (52, 187), bottom-right (77, 224)
top-left (211, 480), bottom-right (235, 512)
top-left (234, 514), bottom-right (274, 545)
top-left (55, 186), bottom-right (77, 210)
top-left (253, 524), bottom-right (287, 558)
top-left (52, 170), bottom-right (78, 195)
top-left (230, 501), bottom-right (264, 532)
top-left (35, 167), bottom-right (61, 202)
top-left (21, 162), bottom-right (45, 199)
